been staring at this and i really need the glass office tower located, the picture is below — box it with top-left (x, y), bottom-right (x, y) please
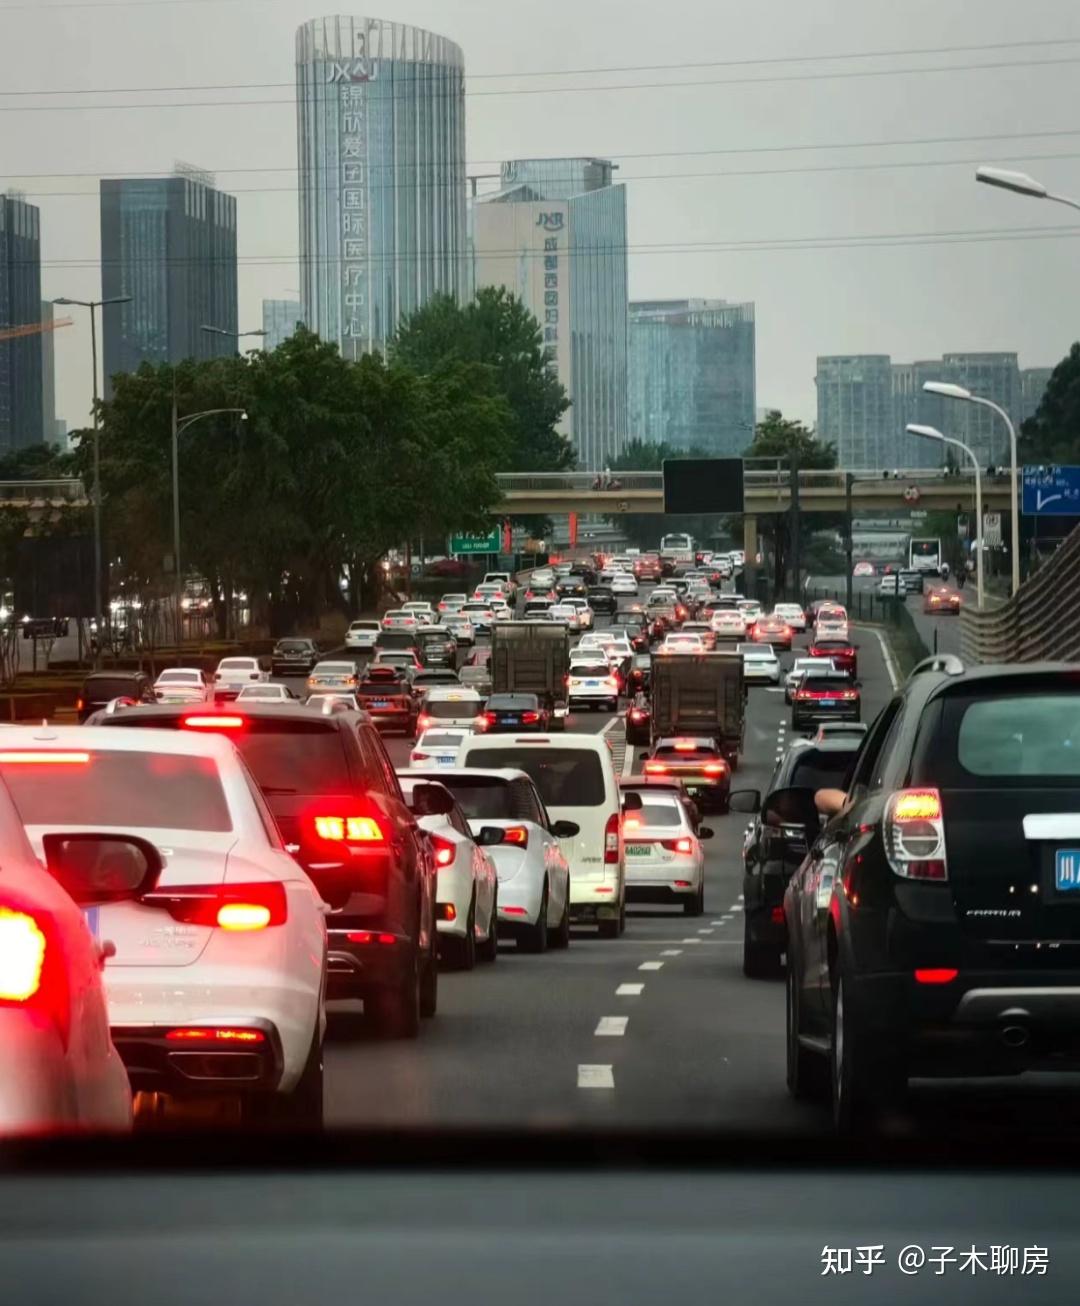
top-left (0, 193), bottom-right (43, 451)
top-left (295, 16), bottom-right (467, 359)
top-left (262, 299), bottom-right (303, 350)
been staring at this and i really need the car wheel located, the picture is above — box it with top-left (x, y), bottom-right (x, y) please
top-left (249, 1028), bottom-right (324, 1127)
top-left (449, 896), bottom-right (477, 972)
top-left (786, 960), bottom-right (827, 1102)
top-left (420, 928), bottom-right (439, 1016)
top-left (829, 968), bottom-right (904, 1132)
top-left (683, 881), bottom-right (704, 916)
top-left (742, 912), bottom-right (781, 978)
top-left (368, 950), bottom-right (421, 1039)
top-left (520, 884), bottom-right (549, 953)
top-left (478, 893), bottom-right (498, 962)
top-left (549, 885), bottom-right (571, 949)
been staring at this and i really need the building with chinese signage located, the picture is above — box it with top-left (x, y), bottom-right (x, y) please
top-left (262, 299), bottom-right (303, 350)
top-left (99, 172), bottom-right (238, 398)
top-left (628, 299), bottom-right (755, 456)
top-left (295, 16), bottom-right (467, 360)
top-left (0, 193), bottom-right (44, 451)
top-left (472, 158), bottom-right (628, 471)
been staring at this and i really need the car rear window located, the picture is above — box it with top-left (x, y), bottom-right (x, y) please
top-left (572, 664), bottom-right (610, 677)
top-left (426, 699), bottom-right (478, 719)
top-left (813, 640), bottom-right (850, 652)
top-left (637, 801), bottom-right (683, 827)
top-left (420, 732), bottom-right (465, 749)
top-left (787, 748), bottom-right (858, 792)
top-left (85, 676), bottom-right (145, 699)
top-left (358, 680), bottom-right (407, 696)
top-left (654, 744), bottom-right (715, 760)
top-left (489, 694), bottom-right (538, 710)
top-left (277, 640), bottom-right (311, 652)
top-left (463, 747), bottom-right (605, 807)
top-left (219, 659), bottom-right (256, 671)
top-left (376, 632), bottom-right (419, 650)
top-left (0, 752), bottom-right (233, 831)
top-left (438, 775), bottom-right (517, 820)
top-left (954, 694), bottom-right (1080, 777)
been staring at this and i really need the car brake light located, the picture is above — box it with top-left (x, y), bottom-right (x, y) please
top-left (521, 711), bottom-right (540, 724)
top-left (914, 968), bottom-right (958, 984)
top-left (166, 1027), bottom-right (266, 1042)
top-left (411, 751), bottom-right (429, 761)
top-left (604, 811), bottom-right (620, 864)
top-left (0, 751), bottom-right (89, 764)
top-left (417, 715), bottom-right (432, 731)
top-left (431, 836), bottom-right (456, 868)
top-left (603, 677), bottom-right (618, 691)
top-left (703, 762), bottom-right (727, 776)
top-left (884, 787), bottom-right (947, 880)
top-left (182, 714), bottom-right (245, 730)
top-left (659, 837), bottom-right (694, 854)
top-left (314, 814), bottom-right (385, 842)
top-left (629, 708), bottom-right (647, 721)
top-left (503, 825), bottom-right (530, 847)
top-left (0, 907), bottom-right (46, 1000)
top-left (75, 697), bottom-right (84, 712)
top-left (644, 761), bottom-right (668, 774)
top-left (674, 741), bottom-right (696, 751)
top-left (144, 883), bottom-right (288, 928)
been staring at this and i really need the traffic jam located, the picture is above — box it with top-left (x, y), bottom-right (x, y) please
top-left (7, 540), bottom-right (1080, 1140)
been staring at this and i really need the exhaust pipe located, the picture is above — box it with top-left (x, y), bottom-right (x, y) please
top-left (1000, 1024), bottom-right (1030, 1049)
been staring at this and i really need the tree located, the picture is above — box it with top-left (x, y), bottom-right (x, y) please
top-left (1020, 343), bottom-right (1080, 462)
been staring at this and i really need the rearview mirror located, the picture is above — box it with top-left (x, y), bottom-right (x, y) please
top-left (639, 751), bottom-right (650, 761)
top-left (551, 819), bottom-right (580, 839)
top-left (698, 826), bottom-right (715, 840)
top-left (622, 791), bottom-right (644, 812)
top-left (476, 826), bottom-right (506, 847)
top-left (411, 782), bottom-right (455, 817)
top-left (729, 789), bottom-right (762, 814)
top-left (42, 833), bottom-right (163, 907)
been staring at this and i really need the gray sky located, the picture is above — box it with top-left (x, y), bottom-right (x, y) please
top-left (4, 0), bottom-right (1080, 435)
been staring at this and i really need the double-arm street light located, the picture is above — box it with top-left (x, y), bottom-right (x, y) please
top-left (201, 325), bottom-right (266, 350)
top-left (975, 166), bottom-right (1080, 214)
top-left (53, 295), bottom-right (132, 661)
top-left (171, 404), bottom-right (247, 648)
top-left (922, 380), bottom-right (1019, 596)
top-left (907, 424), bottom-right (984, 610)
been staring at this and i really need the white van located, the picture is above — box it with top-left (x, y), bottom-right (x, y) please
top-left (459, 731), bottom-right (627, 936)
top-left (418, 686), bottom-right (484, 731)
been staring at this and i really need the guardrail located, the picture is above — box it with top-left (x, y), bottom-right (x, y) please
top-left (960, 525), bottom-right (1080, 665)
top-left (0, 478), bottom-right (87, 504)
top-left (494, 468), bottom-right (1004, 495)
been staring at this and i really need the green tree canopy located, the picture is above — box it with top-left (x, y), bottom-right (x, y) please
top-left (743, 410), bottom-right (836, 469)
top-left (1020, 343), bottom-right (1080, 462)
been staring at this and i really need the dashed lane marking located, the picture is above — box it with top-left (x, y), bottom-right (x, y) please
top-left (729, 904), bottom-right (744, 912)
top-left (616, 982), bottom-right (644, 996)
top-left (639, 961), bottom-right (664, 971)
top-left (660, 949), bottom-right (683, 956)
top-left (578, 1064), bottom-right (615, 1089)
top-left (698, 928), bottom-right (714, 934)
top-left (680, 937), bottom-right (704, 944)
top-left (595, 1016), bottom-right (628, 1037)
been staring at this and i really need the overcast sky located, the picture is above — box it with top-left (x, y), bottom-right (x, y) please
top-left (4, 0), bottom-right (1080, 435)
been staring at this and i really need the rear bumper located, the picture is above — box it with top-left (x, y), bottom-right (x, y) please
top-left (112, 1018), bottom-right (285, 1096)
top-left (792, 705), bottom-right (860, 728)
top-left (369, 712), bottom-right (413, 731)
top-left (326, 927), bottom-right (416, 998)
top-left (570, 876), bottom-right (621, 919)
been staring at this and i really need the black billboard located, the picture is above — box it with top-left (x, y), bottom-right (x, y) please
top-left (662, 459), bottom-right (745, 515)
top-left (14, 536), bottom-right (94, 618)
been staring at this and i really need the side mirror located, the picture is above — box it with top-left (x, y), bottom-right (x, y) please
top-left (412, 782), bottom-right (455, 817)
top-left (551, 819), bottom-right (580, 839)
top-left (638, 751), bottom-right (650, 761)
top-left (729, 788), bottom-right (762, 814)
top-left (476, 826), bottom-right (506, 847)
top-left (698, 826), bottom-right (715, 840)
top-left (42, 833), bottom-right (163, 907)
top-left (622, 791), bottom-right (644, 812)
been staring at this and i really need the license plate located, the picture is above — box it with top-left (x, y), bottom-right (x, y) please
top-left (371, 699), bottom-right (389, 708)
top-left (503, 715), bottom-right (519, 725)
top-left (586, 680), bottom-right (599, 687)
top-left (438, 756), bottom-right (455, 765)
top-left (1055, 849), bottom-right (1080, 890)
top-left (625, 843), bottom-right (653, 857)
top-left (821, 698), bottom-right (837, 706)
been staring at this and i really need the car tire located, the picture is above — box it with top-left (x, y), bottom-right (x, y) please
top-left (478, 894), bottom-right (499, 962)
top-left (786, 954), bottom-right (828, 1102)
top-left (449, 896), bottom-right (477, 972)
top-left (520, 884), bottom-right (549, 953)
top-left (829, 968), bottom-right (904, 1133)
top-left (249, 1028), bottom-right (324, 1128)
top-left (683, 881), bottom-right (705, 917)
top-left (420, 929), bottom-right (439, 1017)
top-left (368, 950), bottom-right (421, 1039)
top-left (742, 912), bottom-right (781, 978)
top-left (549, 885), bottom-right (571, 949)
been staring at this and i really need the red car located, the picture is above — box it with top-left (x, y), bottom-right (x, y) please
top-left (924, 587), bottom-right (962, 615)
top-left (356, 666), bottom-right (419, 736)
top-left (808, 636), bottom-right (858, 677)
top-left (634, 556), bottom-right (663, 582)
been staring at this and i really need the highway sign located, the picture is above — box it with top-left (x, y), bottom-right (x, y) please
top-left (450, 529), bottom-right (501, 555)
top-left (1022, 465), bottom-right (1080, 516)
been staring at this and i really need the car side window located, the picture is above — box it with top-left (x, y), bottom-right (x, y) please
top-left (237, 759), bottom-right (286, 849)
top-left (355, 726), bottom-right (395, 798)
top-left (868, 708), bottom-right (906, 791)
top-left (447, 804), bottom-right (471, 838)
top-left (513, 778), bottom-right (547, 828)
top-left (846, 699), bottom-right (903, 800)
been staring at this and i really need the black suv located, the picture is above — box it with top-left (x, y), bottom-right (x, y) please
top-left (775, 657), bottom-right (1080, 1129)
top-left (738, 737), bottom-right (863, 978)
top-left (270, 638), bottom-right (320, 677)
top-left (586, 586), bottom-right (617, 616)
top-left (87, 700), bottom-right (440, 1038)
top-left (479, 692), bottom-right (549, 733)
top-left (416, 627), bottom-right (457, 667)
top-left (77, 671), bottom-right (156, 722)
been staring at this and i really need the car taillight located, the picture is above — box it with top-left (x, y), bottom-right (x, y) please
top-left (914, 968), bottom-right (958, 984)
top-left (417, 715), bottom-right (432, 731)
top-left (521, 710), bottom-right (541, 724)
top-left (629, 708), bottom-right (647, 721)
top-left (503, 826), bottom-right (529, 847)
top-left (842, 690), bottom-right (859, 700)
top-left (703, 762), bottom-right (727, 776)
top-left (75, 696), bottom-right (84, 712)
top-left (314, 814), bottom-right (385, 843)
top-left (143, 883), bottom-right (288, 929)
top-left (660, 837), bottom-right (694, 855)
top-left (644, 761), bottom-right (668, 774)
top-left (430, 836), bottom-right (457, 868)
top-left (884, 787), bottom-right (948, 881)
top-left (0, 906), bottom-right (46, 1001)
top-left (182, 714), bottom-right (245, 730)
top-left (605, 812), bottom-right (619, 864)
top-left (166, 1026), bottom-right (266, 1042)
top-left (674, 740), bottom-right (696, 751)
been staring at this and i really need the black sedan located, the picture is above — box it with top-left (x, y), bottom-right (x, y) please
top-left (270, 638), bottom-right (320, 676)
top-left (477, 692), bottom-right (549, 733)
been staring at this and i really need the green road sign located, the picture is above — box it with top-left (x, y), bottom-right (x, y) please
top-left (451, 529), bottom-right (500, 555)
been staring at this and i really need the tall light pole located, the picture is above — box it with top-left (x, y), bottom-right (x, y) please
top-left (201, 325), bottom-right (266, 351)
top-left (922, 380), bottom-right (1020, 596)
top-left (975, 166), bottom-right (1080, 214)
top-left (172, 407), bottom-right (247, 649)
top-left (907, 424), bottom-right (984, 609)
top-left (53, 295), bottom-right (132, 661)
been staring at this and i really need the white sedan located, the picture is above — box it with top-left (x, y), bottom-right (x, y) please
top-left (739, 643), bottom-right (782, 684)
top-left (434, 768), bottom-right (574, 953)
top-left (409, 727), bottom-right (470, 769)
top-left (398, 773), bottom-right (499, 970)
top-left (0, 778), bottom-right (143, 1136)
top-left (549, 603), bottom-right (583, 630)
top-left (237, 683), bottom-right (298, 703)
top-left (661, 632), bottom-right (706, 654)
top-left (610, 573), bottom-right (638, 595)
top-left (213, 656), bottom-right (268, 700)
top-left (773, 603), bottom-right (807, 632)
top-left (622, 790), bottom-right (713, 917)
top-left (345, 620), bottom-right (380, 651)
top-left (153, 668), bottom-right (211, 704)
top-left (0, 726), bottom-right (328, 1126)
top-left (711, 609), bottom-right (747, 640)
top-left (565, 598), bottom-right (594, 630)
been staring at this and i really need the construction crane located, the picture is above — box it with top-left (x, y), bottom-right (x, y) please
top-left (0, 316), bottom-right (73, 343)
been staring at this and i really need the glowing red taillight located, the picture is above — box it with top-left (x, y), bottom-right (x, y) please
top-left (703, 762), bottom-right (727, 776)
top-left (660, 837), bottom-right (694, 855)
top-left (182, 714), bottom-right (245, 730)
top-left (914, 968), bottom-right (958, 985)
top-left (521, 711), bottom-right (541, 725)
top-left (431, 836), bottom-right (457, 868)
top-left (644, 761), bottom-right (668, 774)
top-left (503, 826), bottom-right (530, 847)
top-left (314, 814), bottom-right (385, 843)
top-left (346, 931), bottom-right (396, 945)
top-left (143, 883), bottom-right (288, 929)
top-left (0, 907), bottom-right (46, 1001)
top-left (166, 1026), bottom-right (266, 1042)
top-left (605, 811), bottom-right (620, 864)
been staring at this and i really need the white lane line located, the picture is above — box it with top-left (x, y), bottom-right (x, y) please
top-left (639, 960), bottom-right (664, 971)
top-left (660, 949), bottom-right (683, 956)
top-left (738, 894), bottom-right (744, 900)
top-left (616, 982), bottom-right (644, 995)
top-left (865, 624), bottom-right (901, 690)
top-left (680, 937), bottom-right (704, 944)
top-left (711, 920), bottom-right (726, 925)
top-left (729, 904), bottom-right (744, 912)
top-left (698, 928), bottom-right (714, 934)
top-left (595, 1016), bottom-right (628, 1037)
top-left (578, 1064), bottom-right (615, 1089)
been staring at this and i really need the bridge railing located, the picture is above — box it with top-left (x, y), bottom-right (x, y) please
top-left (0, 479), bottom-right (87, 503)
top-left (494, 468), bottom-right (1003, 495)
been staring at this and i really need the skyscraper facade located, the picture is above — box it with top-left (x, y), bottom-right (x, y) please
top-left (262, 298), bottom-right (303, 350)
top-left (1020, 365), bottom-right (1054, 426)
top-left (100, 170), bottom-right (237, 397)
top-left (473, 158), bottom-right (628, 469)
top-left (40, 299), bottom-right (55, 445)
top-left (815, 355), bottom-right (893, 467)
top-left (0, 193), bottom-right (43, 452)
top-left (295, 16), bottom-right (467, 360)
top-left (628, 299), bottom-right (755, 455)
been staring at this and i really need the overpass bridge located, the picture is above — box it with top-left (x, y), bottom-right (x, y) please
top-left (0, 480), bottom-right (88, 511)
top-left (493, 469), bottom-right (1013, 516)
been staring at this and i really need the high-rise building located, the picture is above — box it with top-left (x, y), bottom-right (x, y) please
top-left (1020, 366), bottom-right (1054, 426)
top-left (295, 16), bottom-right (467, 359)
top-left (473, 157), bottom-right (628, 469)
top-left (815, 355), bottom-right (893, 467)
top-left (0, 193), bottom-right (43, 452)
top-left (40, 299), bottom-right (55, 446)
top-left (889, 361), bottom-right (951, 469)
top-left (939, 353), bottom-right (1020, 468)
top-left (99, 168), bottom-right (237, 397)
top-left (628, 299), bottom-right (755, 456)
top-left (262, 299), bottom-right (302, 350)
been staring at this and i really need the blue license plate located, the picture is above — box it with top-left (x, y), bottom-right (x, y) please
top-left (371, 699), bottom-right (389, 708)
top-left (503, 715), bottom-right (519, 725)
top-left (1056, 849), bottom-right (1080, 891)
top-left (438, 756), bottom-right (454, 765)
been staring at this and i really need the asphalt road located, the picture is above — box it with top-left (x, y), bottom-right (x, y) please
top-left (810, 573), bottom-right (963, 657)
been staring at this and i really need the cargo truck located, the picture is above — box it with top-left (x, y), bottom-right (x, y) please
top-left (649, 651), bottom-right (745, 767)
top-left (490, 622), bottom-right (570, 730)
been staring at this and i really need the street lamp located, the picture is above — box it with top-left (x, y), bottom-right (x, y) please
top-left (975, 166), bottom-right (1080, 213)
top-left (907, 424), bottom-right (984, 610)
top-left (53, 295), bottom-right (132, 661)
top-left (171, 405), bottom-right (247, 648)
top-left (201, 325), bottom-right (267, 351)
top-left (922, 380), bottom-right (1019, 596)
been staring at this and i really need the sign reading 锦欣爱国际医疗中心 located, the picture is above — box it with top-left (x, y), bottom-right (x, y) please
top-left (333, 40), bottom-right (377, 358)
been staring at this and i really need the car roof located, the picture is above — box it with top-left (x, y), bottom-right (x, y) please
top-left (424, 686), bottom-right (479, 699)
top-left (89, 700), bottom-right (372, 729)
top-left (1, 722), bottom-right (241, 760)
top-left (404, 765), bottom-right (536, 786)
top-left (462, 731), bottom-right (611, 751)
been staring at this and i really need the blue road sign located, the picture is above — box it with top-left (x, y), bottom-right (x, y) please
top-left (1022, 465), bottom-right (1080, 516)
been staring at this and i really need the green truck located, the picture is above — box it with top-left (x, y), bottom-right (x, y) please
top-left (490, 622), bottom-right (570, 730)
top-left (649, 651), bottom-right (745, 767)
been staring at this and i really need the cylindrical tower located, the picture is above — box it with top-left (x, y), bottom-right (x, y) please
top-left (296, 16), bottom-right (467, 358)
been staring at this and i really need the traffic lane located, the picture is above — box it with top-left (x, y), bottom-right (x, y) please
top-left (905, 590), bottom-right (962, 657)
